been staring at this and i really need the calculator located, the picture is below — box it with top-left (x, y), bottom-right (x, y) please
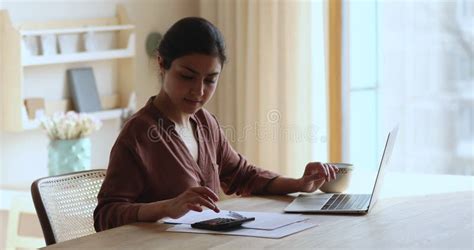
top-left (191, 217), bottom-right (255, 231)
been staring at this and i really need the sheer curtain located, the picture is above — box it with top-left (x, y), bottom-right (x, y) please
top-left (200, 0), bottom-right (328, 177)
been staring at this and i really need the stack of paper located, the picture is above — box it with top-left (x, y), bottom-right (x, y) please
top-left (163, 210), bottom-right (317, 239)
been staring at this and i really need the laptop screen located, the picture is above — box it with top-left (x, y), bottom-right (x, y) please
top-left (367, 126), bottom-right (399, 211)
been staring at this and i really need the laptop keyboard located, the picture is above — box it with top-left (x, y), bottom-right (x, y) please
top-left (321, 194), bottom-right (370, 210)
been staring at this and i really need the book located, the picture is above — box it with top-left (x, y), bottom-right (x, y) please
top-left (67, 67), bottom-right (102, 113)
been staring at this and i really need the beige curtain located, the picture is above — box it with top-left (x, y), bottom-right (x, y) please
top-left (200, 0), bottom-right (324, 177)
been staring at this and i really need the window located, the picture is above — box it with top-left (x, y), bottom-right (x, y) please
top-left (344, 0), bottom-right (473, 175)
top-left (343, 0), bottom-right (379, 171)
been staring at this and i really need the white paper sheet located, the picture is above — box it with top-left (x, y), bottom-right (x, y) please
top-left (163, 210), bottom-right (308, 230)
top-left (166, 220), bottom-right (317, 239)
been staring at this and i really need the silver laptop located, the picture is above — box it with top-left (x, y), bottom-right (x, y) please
top-left (284, 127), bottom-right (398, 214)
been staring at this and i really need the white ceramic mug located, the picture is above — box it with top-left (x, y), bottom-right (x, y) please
top-left (319, 163), bottom-right (354, 193)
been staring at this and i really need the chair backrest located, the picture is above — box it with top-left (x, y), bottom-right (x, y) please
top-left (31, 169), bottom-right (106, 245)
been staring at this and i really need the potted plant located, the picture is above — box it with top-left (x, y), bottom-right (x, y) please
top-left (41, 111), bottom-right (102, 176)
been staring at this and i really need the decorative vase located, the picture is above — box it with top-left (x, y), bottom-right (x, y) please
top-left (47, 137), bottom-right (91, 176)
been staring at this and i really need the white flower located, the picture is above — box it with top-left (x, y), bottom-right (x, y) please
top-left (41, 111), bottom-right (102, 140)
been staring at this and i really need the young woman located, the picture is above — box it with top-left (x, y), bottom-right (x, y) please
top-left (94, 17), bottom-right (337, 231)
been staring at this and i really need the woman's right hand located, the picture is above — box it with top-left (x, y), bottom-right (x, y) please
top-left (165, 186), bottom-right (220, 219)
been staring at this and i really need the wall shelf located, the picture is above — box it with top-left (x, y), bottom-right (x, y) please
top-left (23, 47), bottom-right (135, 66)
top-left (22, 108), bottom-right (126, 131)
top-left (0, 5), bottom-right (136, 132)
top-left (20, 24), bottom-right (135, 36)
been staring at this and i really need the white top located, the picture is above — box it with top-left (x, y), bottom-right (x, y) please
top-left (174, 123), bottom-right (199, 162)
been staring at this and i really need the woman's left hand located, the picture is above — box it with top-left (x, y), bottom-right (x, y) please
top-left (298, 162), bottom-right (338, 193)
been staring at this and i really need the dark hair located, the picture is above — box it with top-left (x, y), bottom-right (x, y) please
top-left (157, 17), bottom-right (227, 69)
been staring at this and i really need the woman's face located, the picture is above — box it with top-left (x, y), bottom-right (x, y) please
top-left (160, 54), bottom-right (221, 114)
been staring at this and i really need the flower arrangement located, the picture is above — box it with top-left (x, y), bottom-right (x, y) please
top-left (41, 111), bottom-right (102, 140)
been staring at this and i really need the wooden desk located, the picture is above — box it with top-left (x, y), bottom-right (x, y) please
top-left (43, 173), bottom-right (473, 249)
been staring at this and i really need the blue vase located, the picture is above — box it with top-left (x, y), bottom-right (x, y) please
top-left (47, 138), bottom-right (91, 176)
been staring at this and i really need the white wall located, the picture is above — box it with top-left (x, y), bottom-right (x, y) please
top-left (0, 0), bottom-right (199, 189)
